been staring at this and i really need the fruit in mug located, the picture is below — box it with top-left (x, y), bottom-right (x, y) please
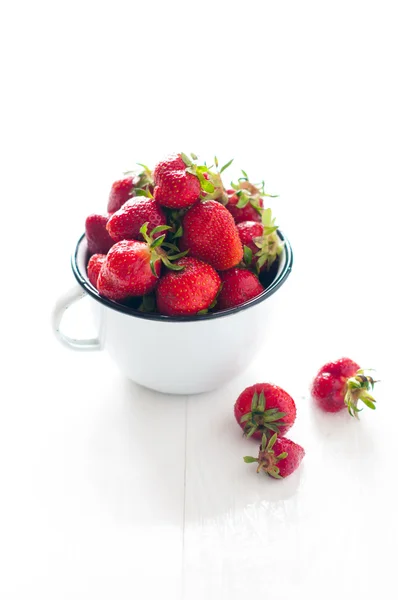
top-left (217, 268), bottom-right (264, 310)
top-left (106, 197), bottom-right (167, 242)
top-left (97, 239), bottom-right (162, 300)
top-left (85, 214), bottom-right (114, 255)
top-left (238, 208), bottom-right (282, 273)
top-left (156, 257), bottom-right (221, 316)
top-left (311, 357), bottom-right (378, 417)
top-left (153, 153), bottom-right (186, 185)
top-left (107, 176), bottom-right (134, 214)
top-left (226, 188), bottom-right (264, 223)
top-left (87, 254), bottom-right (106, 288)
top-left (180, 200), bottom-right (243, 270)
top-left (244, 434), bottom-right (305, 479)
top-left (234, 383), bottom-right (296, 439)
top-left (153, 153), bottom-right (202, 209)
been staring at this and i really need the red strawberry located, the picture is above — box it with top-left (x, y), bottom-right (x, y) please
top-left (107, 176), bottom-right (134, 214)
top-left (237, 209), bottom-right (282, 273)
top-left (234, 383), bottom-right (296, 439)
top-left (311, 358), bottom-right (378, 417)
top-left (156, 257), bottom-right (221, 316)
top-left (244, 434), bottom-right (305, 479)
top-left (236, 221), bottom-right (263, 265)
top-left (180, 200), bottom-right (243, 271)
top-left (226, 189), bottom-right (264, 223)
top-left (85, 214), bottom-right (114, 256)
top-left (153, 154), bottom-right (186, 185)
top-left (106, 198), bottom-right (167, 242)
top-left (87, 254), bottom-right (106, 288)
top-left (97, 239), bottom-right (162, 301)
top-left (216, 268), bottom-right (263, 310)
top-left (154, 169), bottom-right (201, 209)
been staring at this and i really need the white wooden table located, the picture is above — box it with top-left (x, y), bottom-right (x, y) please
top-left (1, 2), bottom-right (397, 598)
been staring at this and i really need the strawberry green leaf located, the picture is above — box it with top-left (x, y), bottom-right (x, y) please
top-left (243, 456), bottom-right (258, 463)
top-left (135, 188), bottom-right (153, 197)
top-left (190, 152), bottom-right (198, 160)
top-left (251, 391), bottom-right (259, 411)
top-left (161, 256), bottom-right (185, 271)
top-left (266, 433), bottom-right (278, 451)
top-left (149, 258), bottom-right (157, 277)
top-left (261, 208), bottom-right (273, 227)
top-left (150, 225), bottom-right (171, 235)
top-left (276, 452), bottom-right (288, 460)
top-left (150, 234), bottom-right (166, 249)
top-left (241, 169), bottom-right (249, 180)
top-left (197, 309), bottom-right (208, 315)
top-left (173, 225), bottom-right (183, 239)
top-left (180, 152), bottom-right (193, 166)
top-left (136, 162), bottom-right (151, 172)
top-left (243, 245), bottom-right (253, 266)
top-left (258, 390), bottom-right (266, 412)
top-left (214, 156), bottom-right (219, 168)
top-left (220, 158), bottom-right (234, 174)
top-left (236, 194), bottom-right (250, 209)
top-left (167, 250), bottom-right (189, 260)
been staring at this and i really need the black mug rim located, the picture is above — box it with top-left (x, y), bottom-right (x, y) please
top-left (71, 230), bottom-right (293, 322)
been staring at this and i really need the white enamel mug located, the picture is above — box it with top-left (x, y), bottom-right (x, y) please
top-left (52, 232), bottom-right (293, 394)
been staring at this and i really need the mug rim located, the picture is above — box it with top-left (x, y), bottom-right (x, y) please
top-left (71, 230), bottom-right (293, 322)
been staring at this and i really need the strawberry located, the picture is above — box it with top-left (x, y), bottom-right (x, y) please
top-left (85, 214), bottom-right (114, 256)
top-left (216, 268), bottom-right (263, 310)
top-left (107, 176), bottom-right (134, 214)
top-left (154, 169), bottom-right (201, 209)
top-left (97, 224), bottom-right (184, 301)
top-left (234, 383), bottom-right (296, 439)
top-left (226, 189), bottom-right (264, 223)
top-left (153, 153), bottom-right (217, 209)
top-left (311, 358), bottom-right (378, 417)
top-left (87, 254), bottom-right (106, 288)
top-left (106, 197), bottom-right (167, 242)
top-left (156, 257), bottom-right (221, 316)
top-left (180, 200), bottom-right (243, 270)
top-left (238, 209), bottom-right (282, 273)
top-left (244, 434), bottom-right (305, 479)
top-left (97, 239), bottom-right (161, 300)
top-left (153, 154), bottom-right (186, 185)
top-left (107, 165), bottom-right (154, 214)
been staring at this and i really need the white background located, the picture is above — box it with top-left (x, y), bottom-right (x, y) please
top-left (1, 1), bottom-right (397, 598)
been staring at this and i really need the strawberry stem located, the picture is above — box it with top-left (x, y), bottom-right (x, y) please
top-left (344, 370), bottom-right (379, 418)
top-left (240, 391), bottom-right (287, 438)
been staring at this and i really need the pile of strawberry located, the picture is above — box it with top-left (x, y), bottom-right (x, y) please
top-left (236, 357), bottom-right (379, 479)
top-left (85, 153), bottom-right (281, 316)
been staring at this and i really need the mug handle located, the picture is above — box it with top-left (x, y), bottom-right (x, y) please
top-left (52, 285), bottom-right (101, 351)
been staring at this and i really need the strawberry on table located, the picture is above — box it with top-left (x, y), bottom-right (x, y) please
top-left (234, 383), bottom-right (297, 439)
top-left (87, 254), bottom-right (106, 289)
top-left (85, 214), bottom-right (114, 256)
top-left (311, 358), bottom-right (378, 417)
top-left (244, 434), bottom-right (305, 479)
top-left (216, 268), bottom-right (263, 310)
top-left (180, 200), bottom-right (243, 270)
top-left (106, 197), bottom-right (167, 242)
top-left (156, 257), bottom-right (221, 316)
